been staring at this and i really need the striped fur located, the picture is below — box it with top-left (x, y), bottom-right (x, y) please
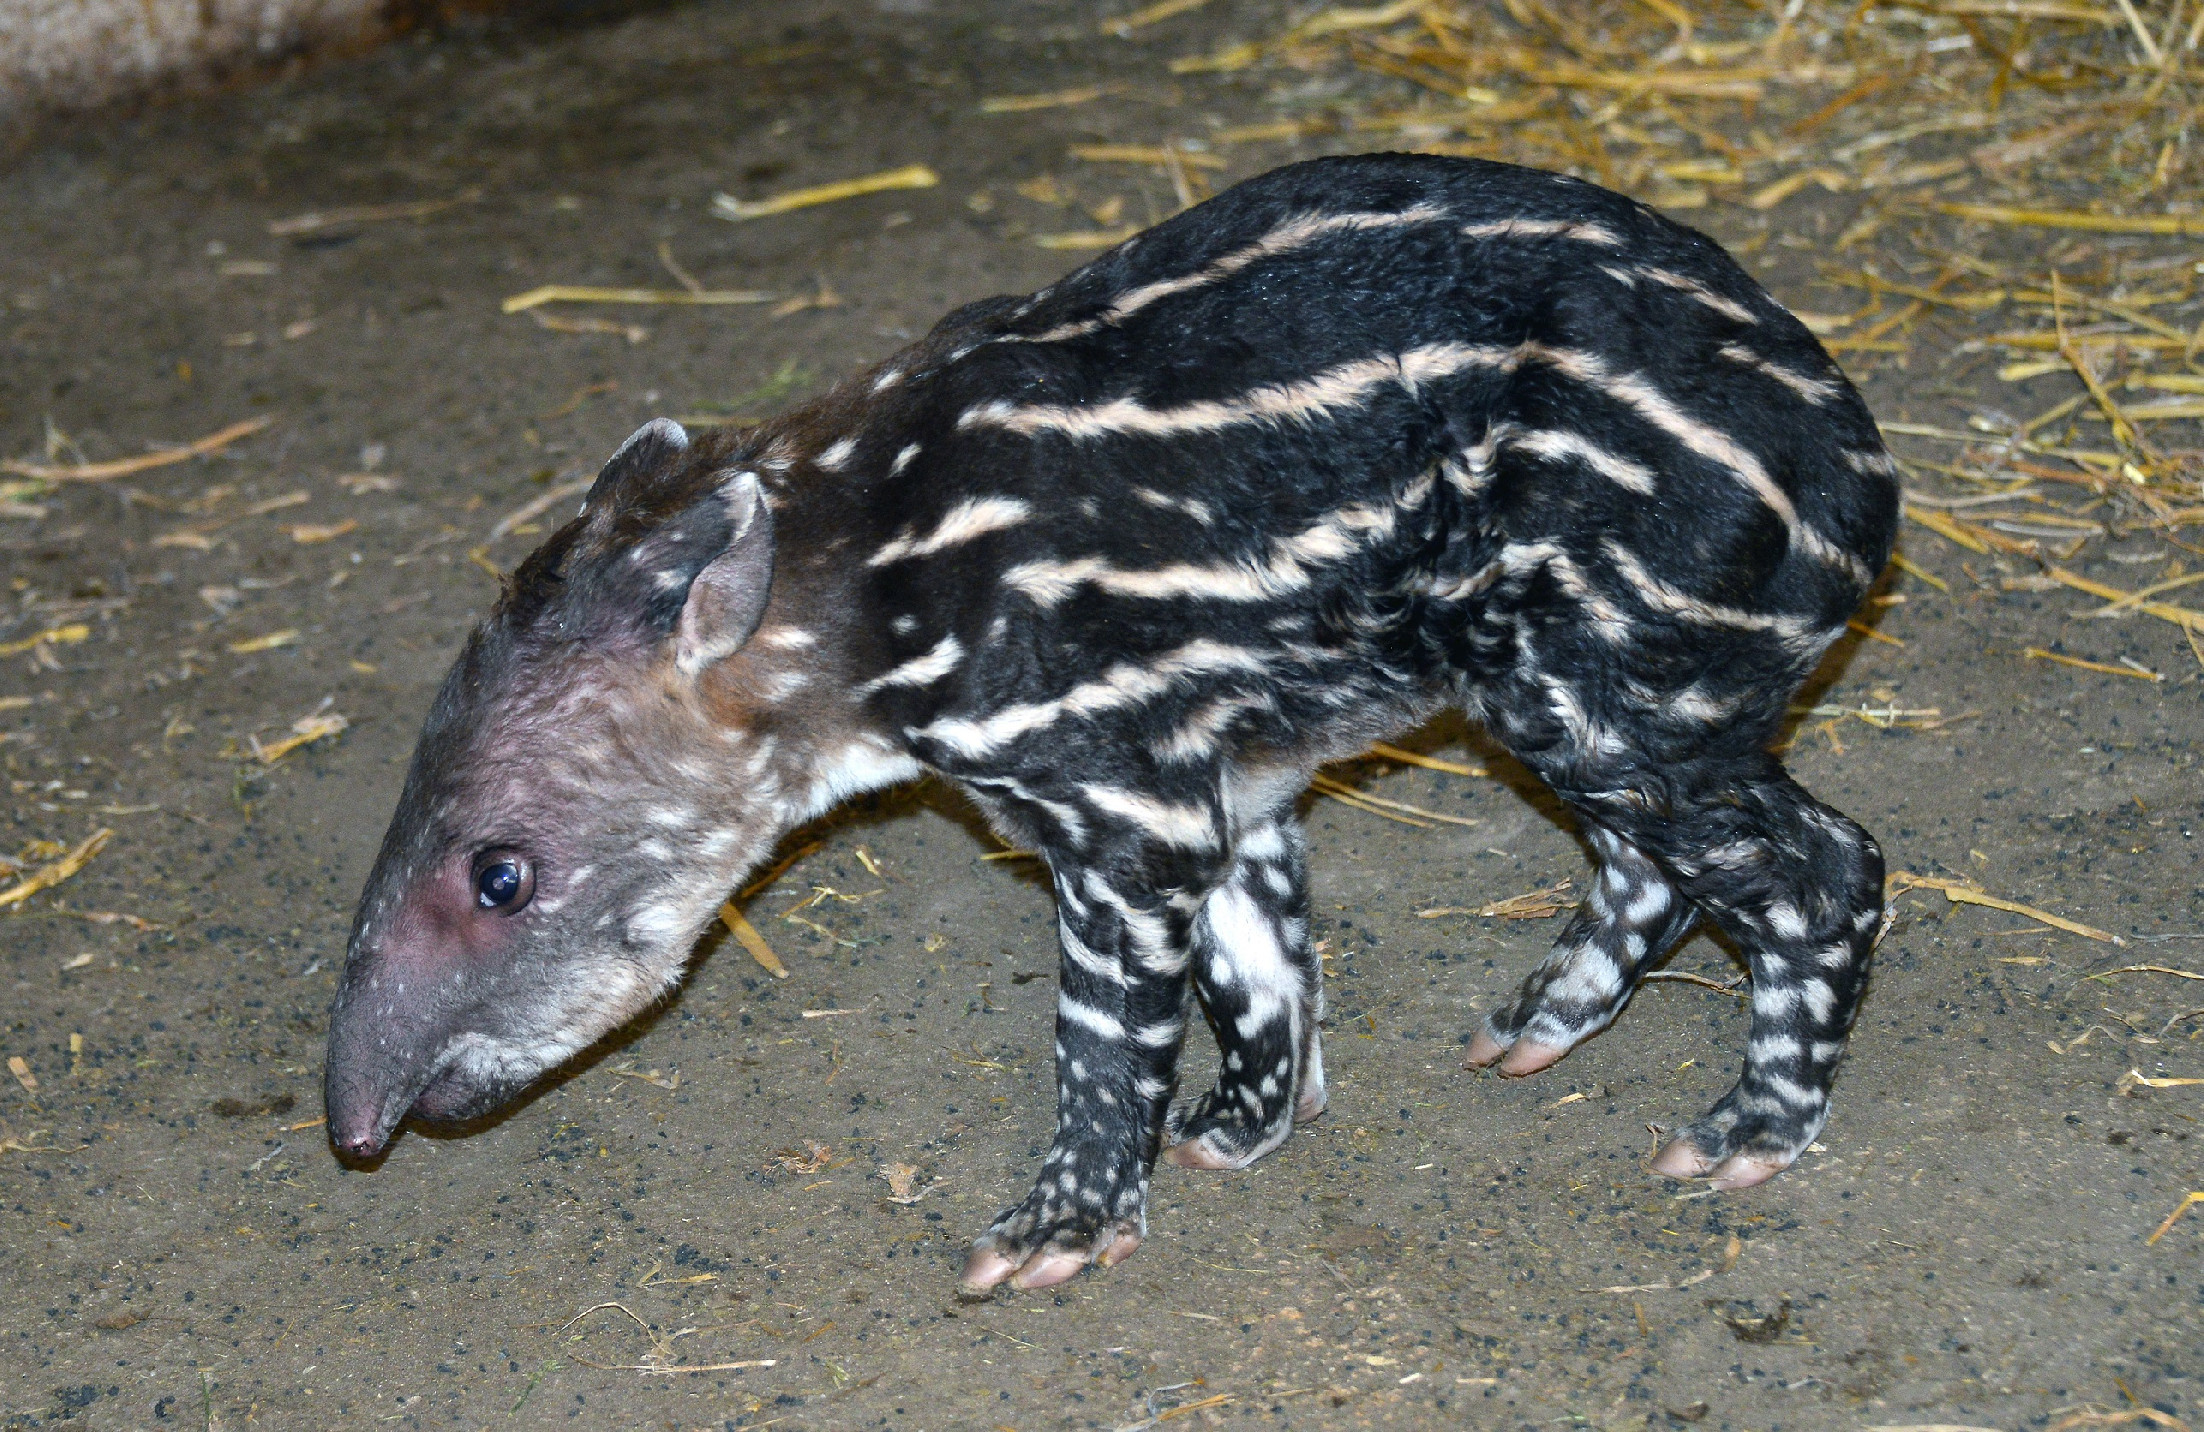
top-left (329, 155), bottom-right (1900, 1291)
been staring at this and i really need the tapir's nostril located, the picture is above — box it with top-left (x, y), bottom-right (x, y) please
top-left (333, 1123), bottom-right (385, 1158)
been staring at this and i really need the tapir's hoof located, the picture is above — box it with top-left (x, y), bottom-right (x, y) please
top-left (1163, 1136), bottom-right (1238, 1171)
top-left (1009, 1249), bottom-right (1090, 1291)
top-left (1650, 1137), bottom-right (1792, 1190)
top-left (1496, 1039), bottom-right (1567, 1076)
top-left (1464, 1027), bottom-right (1568, 1072)
top-left (959, 1247), bottom-right (1022, 1294)
top-left (1649, 1137), bottom-right (1715, 1179)
top-left (1706, 1153), bottom-right (1790, 1190)
top-left (959, 1227), bottom-right (1142, 1294)
top-left (1463, 1028), bottom-right (1507, 1068)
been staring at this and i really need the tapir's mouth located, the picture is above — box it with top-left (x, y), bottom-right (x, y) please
top-left (329, 1041), bottom-right (530, 1158)
top-left (408, 1064), bottom-right (510, 1124)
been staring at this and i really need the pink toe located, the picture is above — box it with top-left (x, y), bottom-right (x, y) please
top-left (1707, 1154), bottom-right (1788, 1191)
top-left (1095, 1230), bottom-right (1142, 1268)
top-left (1650, 1137), bottom-right (1714, 1179)
top-left (1497, 1039), bottom-right (1565, 1077)
top-left (959, 1247), bottom-right (1021, 1292)
top-left (1010, 1250), bottom-right (1089, 1290)
top-left (1163, 1137), bottom-right (1233, 1170)
top-left (1295, 1086), bottom-right (1328, 1122)
top-left (1463, 1029), bottom-right (1507, 1068)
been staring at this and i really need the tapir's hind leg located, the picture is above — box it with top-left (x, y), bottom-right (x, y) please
top-left (1551, 756), bottom-right (1883, 1189)
top-left (1165, 819), bottom-right (1327, 1171)
top-left (1624, 763), bottom-right (1883, 1187)
top-left (1464, 824), bottom-right (1699, 1075)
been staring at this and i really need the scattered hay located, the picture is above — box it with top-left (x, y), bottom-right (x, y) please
top-left (1033, 226), bottom-right (1145, 249)
top-left (2048, 1407), bottom-right (2194, 1430)
top-left (1364, 741), bottom-right (1487, 776)
top-left (1310, 773), bottom-right (1481, 827)
top-left (0, 828), bottom-right (113, 910)
top-left (1131, 0), bottom-right (2204, 528)
top-left (248, 709), bottom-right (348, 764)
top-left (556, 1301), bottom-right (776, 1375)
top-left (1643, 969), bottom-right (1752, 997)
top-left (1101, 0), bottom-right (1217, 37)
top-left (2023, 644), bottom-right (2166, 678)
top-left (1419, 879), bottom-right (1576, 919)
top-left (1889, 868), bottom-right (2123, 942)
top-left (767, 1140), bottom-right (839, 1174)
top-left (2084, 962), bottom-right (2204, 982)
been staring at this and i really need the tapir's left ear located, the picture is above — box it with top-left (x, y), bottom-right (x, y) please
top-left (589, 417), bottom-right (692, 512)
top-left (675, 471), bottom-right (775, 675)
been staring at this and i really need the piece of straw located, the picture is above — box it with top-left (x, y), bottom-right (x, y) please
top-left (1889, 870), bottom-right (2121, 943)
top-left (720, 904), bottom-right (789, 977)
top-left (1067, 143), bottom-right (1229, 169)
top-left (1033, 228), bottom-right (1142, 250)
top-left (1, 416), bottom-right (271, 482)
top-left (501, 286), bottom-right (775, 314)
top-left (268, 189), bottom-right (481, 237)
top-left (1309, 774), bottom-right (1481, 826)
top-left (980, 87), bottom-right (1117, 112)
top-left (2147, 1191), bottom-right (2204, 1245)
top-left (0, 829), bottom-right (113, 910)
top-left (2045, 568), bottom-right (2204, 632)
top-left (1365, 741), bottom-right (1488, 776)
top-left (711, 165), bottom-right (939, 222)
top-left (2023, 646), bottom-right (2163, 680)
top-left (1311, 779), bottom-right (1433, 828)
top-left (0, 624), bottom-right (89, 658)
top-left (1101, 0), bottom-right (1214, 35)
top-left (1933, 203), bottom-right (2204, 236)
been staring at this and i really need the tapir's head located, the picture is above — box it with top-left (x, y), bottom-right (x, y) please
top-left (325, 419), bottom-right (835, 1158)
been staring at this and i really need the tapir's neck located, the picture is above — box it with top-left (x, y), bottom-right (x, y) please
top-left (708, 414), bottom-right (928, 828)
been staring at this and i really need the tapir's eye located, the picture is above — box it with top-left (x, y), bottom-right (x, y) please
top-left (473, 852), bottom-right (535, 913)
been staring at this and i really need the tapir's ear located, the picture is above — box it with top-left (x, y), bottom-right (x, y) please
top-left (587, 418), bottom-right (691, 513)
top-left (674, 471), bottom-right (775, 676)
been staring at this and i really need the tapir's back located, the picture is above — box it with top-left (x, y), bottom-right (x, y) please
top-left (829, 155), bottom-right (1896, 777)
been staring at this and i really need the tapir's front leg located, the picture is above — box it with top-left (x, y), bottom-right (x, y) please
top-left (960, 863), bottom-right (1197, 1293)
top-left (1165, 819), bottom-right (1326, 1171)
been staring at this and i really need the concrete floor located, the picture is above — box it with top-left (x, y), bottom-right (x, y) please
top-left (1, 1), bottom-right (2200, 1426)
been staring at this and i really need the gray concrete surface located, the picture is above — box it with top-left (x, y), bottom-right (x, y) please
top-left (1, 1), bottom-right (2199, 1427)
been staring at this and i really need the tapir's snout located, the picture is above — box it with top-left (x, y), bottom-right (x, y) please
top-left (324, 828), bottom-right (542, 1159)
top-left (323, 897), bottom-right (592, 1158)
top-left (322, 968), bottom-right (462, 1159)
top-left (326, 1080), bottom-right (403, 1159)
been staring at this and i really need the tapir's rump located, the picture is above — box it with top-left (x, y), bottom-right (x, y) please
top-left (326, 154), bottom-right (1898, 1292)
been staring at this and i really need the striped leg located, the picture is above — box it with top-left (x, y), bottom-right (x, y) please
top-left (1165, 820), bottom-right (1327, 1171)
top-left (1464, 825), bottom-right (1697, 1076)
top-left (1607, 760), bottom-right (1883, 1189)
top-left (960, 865), bottom-right (1195, 1293)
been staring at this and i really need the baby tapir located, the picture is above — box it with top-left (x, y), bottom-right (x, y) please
top-left (325, 153), bottom-right (1898, 1293)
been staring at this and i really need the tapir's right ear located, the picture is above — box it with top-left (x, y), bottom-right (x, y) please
top-left (674, 471), bottom-right (774, 676)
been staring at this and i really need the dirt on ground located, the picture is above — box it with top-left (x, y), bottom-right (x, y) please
top-left (2, 0), bottom-right (2201, 1428)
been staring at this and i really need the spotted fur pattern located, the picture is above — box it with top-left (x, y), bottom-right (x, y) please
top-left (326, 155), bottom-right (1898, 1287)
